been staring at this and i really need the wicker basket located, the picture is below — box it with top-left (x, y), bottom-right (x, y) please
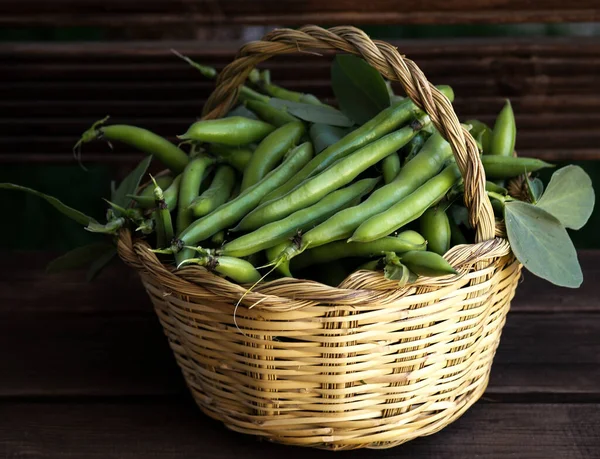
top-left (117, 25), bottom-right (522, 450)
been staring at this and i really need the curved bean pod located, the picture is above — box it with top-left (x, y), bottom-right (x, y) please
top-left (181, 256), bottom-right (261, 284)
top-left (401, 130), bottom-right (430, 165)
top-left (489, 100), bottom-right (516, 157)
top-left (265, 241), bottom-right (293, 277)
top-left (220, 177), bottom-right (379, 258)
top-left (281, 129), bottom-right (455, 259)
top-left (419, 206), bottom-right (451, 256)
top-left (382, 152), bottom-right (401, 184)
top-left (178, 117), bottom-right (275, 146)
top-left (244, 100), bottom-right (300, 127)
top-left (173, 142), bottom-right (313, 250)
top-left (240, 121), bottom-right (305, 192)
top-left (292, 231), bottom-right (427, 270)
top-left (209, 144), bottom-right (253, 173)
top-left (351, 163), bottom-right (461, 242)
top-left (189, 165), bottom-right (237, 218)
top-left (261, 82), bottom-right (323, 106)
top-left (151, 177), bottom-right (174, 248)
top-left (482, 156), bottom-right (554, 179)
top-left (259, 85), bottom-right (453, 204)
top-left (236, 119), bottom-right (424, 231)
top-left (466, 119), bottom-right (492, 154)
top-left (176, 156), bottom-right (215, 235)
top-left (75, 120), bottom-right (189, 174)
top-left (401, 251), bottom-right (457, 277)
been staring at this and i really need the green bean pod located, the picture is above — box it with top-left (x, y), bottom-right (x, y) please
top-left (128, 174), bottom-right (181, 210)
top-left (244, 100), bottom-right (300, 127)
top-left (466, 119), bottom-right (492, 154)
top-left (262, 82), bottom-right (323, 106)
top-left (259, 85), bottom-right (453, 204)
top-left (176, 156), bottom-right (215, 235)
top-left (173, 142), bottom-right (313, 249)
top-left (151, 178), bottom-right (174, 248)
top-left (178, 117), bottom-right (275, 146)
top-left (220, 177), bottom-right (380, 258)
top-left (485, 180), bottom-right (508, 195)
top-left (419, 206), bottom-right (451, 256)
top-left (400, 251), bottom-right (457, 277)
top-left (181, 256), bottom-right (261, 284)
top-left (401, 131), bottom-right (430, 165)
top-left (211, 230), bottom-right (226, 246)
top-left (75, 120), bottom-right (190, 174)
top-left (382, 152), bottom-right (401, 184)
top-left (292, 231), bottom-right (427, 270)
top-left (278, 129), bottom-right (456, 259)
top-left (236, 119), bottom-right (425, 231)
top-left (482, 156), bottom-right (554, 179)
top-left (209, 144), bottom-right (253, 172)
top-left (489, 100), bottom-right (516, 157)
top-left (351, 163), bottom-right (461, 242)
top-left (240, 121), bottom-right (305, 191)
top-left (189, 165), bottom-right (236, 218)
top-left (265, 242), bottom-right (293, 277)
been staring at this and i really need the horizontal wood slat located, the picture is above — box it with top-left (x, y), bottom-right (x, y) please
top-left (1, 38), bottom-right (599, 164)
top-left (2, 402), bottom-right (599, 458)
top-left (1, 1), bottom-right (599, 26)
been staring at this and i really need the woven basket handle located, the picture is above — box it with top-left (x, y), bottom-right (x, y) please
top-left (201, 25), bottom-right (495, 242)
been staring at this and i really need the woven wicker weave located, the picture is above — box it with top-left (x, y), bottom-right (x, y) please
top-left (117, 25), bottom-right (522, 450)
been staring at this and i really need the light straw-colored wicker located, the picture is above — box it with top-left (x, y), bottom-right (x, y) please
top-left (117, 25), bottom-right (522, 450)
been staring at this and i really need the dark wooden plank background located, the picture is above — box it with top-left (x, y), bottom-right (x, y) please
top-left (2, 38), bottom-right (600, 169)
top-left (1, 0), bottom-right (599, 26)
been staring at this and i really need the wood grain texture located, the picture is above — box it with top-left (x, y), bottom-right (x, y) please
top-left (1, 402), bottom-right (598, 458)
top-left (1, 38), bottom-right (599, 164)
top-left (1, 0), bottom-right (599, 26)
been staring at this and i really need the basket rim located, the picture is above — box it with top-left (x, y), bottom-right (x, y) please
top-left (117, 229), bottom-right (514, 308)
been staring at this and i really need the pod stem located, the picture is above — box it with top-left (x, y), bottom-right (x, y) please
top-left (73, 115), bottom-right (111, 170)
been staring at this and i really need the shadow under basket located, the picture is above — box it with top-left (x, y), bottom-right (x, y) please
top-left (117, 25), bottom-right (522, 450)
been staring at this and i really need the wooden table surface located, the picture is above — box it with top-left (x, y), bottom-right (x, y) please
top-left (1, 251), bottom-right (599, 458)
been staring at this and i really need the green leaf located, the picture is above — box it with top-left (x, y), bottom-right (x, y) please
top-left (268, 98), bottom-right (354, 127)
top-left (529, 177), bottom-right (544, 202)
top-left (0, 183), bottom-right (96, 226)
top-left (46, 242), bottom-right (115, 274)
top-left (450, 205), bottom-right (471, 228)
top-left (331, 54), bottom-right (391, 125)
top-left (309, 123), bottom-right (350, 153)
top-left (536, 165), bottom-right (595, 230)
top-left (112, 155), bottom-right (152, 210)
top-left (86, 246), bottom-right (117, 282)
top-left (505, 201), bottom-right (582, 288)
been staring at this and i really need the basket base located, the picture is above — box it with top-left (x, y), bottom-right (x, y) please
top-left (185, 373), bottom-right (490, 450)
